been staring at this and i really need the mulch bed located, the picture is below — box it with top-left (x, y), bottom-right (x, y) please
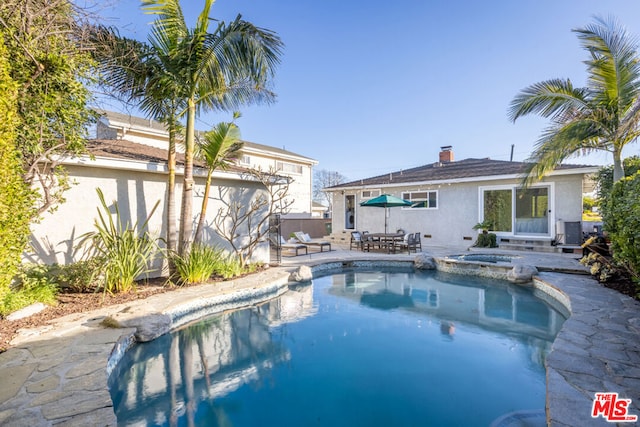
top-left (601, 275), bottom-right (639, 300)
top-left (0, 277), bottom-right (174, 353)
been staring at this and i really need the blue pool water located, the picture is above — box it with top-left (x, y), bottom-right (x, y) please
top-left (109, 269), bottom-right (566, 426)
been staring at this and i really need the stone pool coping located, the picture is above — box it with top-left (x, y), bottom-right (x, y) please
top-left (0, 255), bottom-right (638, 426)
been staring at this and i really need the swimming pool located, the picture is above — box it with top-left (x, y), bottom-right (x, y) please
top-left (109, 268), bottom-right (565, 426)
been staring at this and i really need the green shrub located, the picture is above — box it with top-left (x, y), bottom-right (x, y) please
top-left (215, 255), bottom-right (243, 280)
top-left (600, 171), bottom-right (640, 284)
top-left (595, 156), bottom-right (640, 202)
top-left (52, 259), bottom-right (103, 293)
top-left (79, 189), bottom-right (159, 293)
top-left (0, 33), bottom-right (35, 297)
top-left (0, 264), bottom-right (58, 316)
top-left (171, 244), bottom-right (225, 285)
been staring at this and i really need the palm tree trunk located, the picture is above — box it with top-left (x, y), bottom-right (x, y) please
top-left (194, 169), bottom-right (212, 244)
top-left (179, 98), bottom-right (196, 256)
top-left (613, 147), bottom-right (625, 182)
top-left (166, 127), bottom-right (177, 274)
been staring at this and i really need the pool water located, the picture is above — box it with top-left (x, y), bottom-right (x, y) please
top-left (109, 269), bottom-right (565, 427)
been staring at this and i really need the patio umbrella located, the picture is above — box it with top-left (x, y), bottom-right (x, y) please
top-left (359, 194), bottom-right (411, 233)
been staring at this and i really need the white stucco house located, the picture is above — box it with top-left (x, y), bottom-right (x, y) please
top-left (26, 110), bottom-right (317, 269)
top-left (324, 146), bottom-right (599, 251)
top-left (95, 110), bottom-right (318, 217)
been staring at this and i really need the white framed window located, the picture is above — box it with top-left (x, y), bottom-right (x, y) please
top-left (402, 191), bottom-right (438, 209)
top-left (239, 155), bottom-right (251, 165)
top-left (361, 189), bottom-right (380, 199)
top-left (276, 161), bottom-right (303, 174)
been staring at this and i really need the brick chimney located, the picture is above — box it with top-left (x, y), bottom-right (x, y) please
top-left (439, 146), bottom-right (454, 163)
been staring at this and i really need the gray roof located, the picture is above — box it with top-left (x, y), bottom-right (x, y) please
top-left (85, 139), bottom-right (244, 173)
top-left (328, 158), bottom-right (597, 189)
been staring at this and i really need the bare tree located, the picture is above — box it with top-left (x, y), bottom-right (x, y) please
top-left (212, 167), bottom-right (293, 267)
top-left (313, 169), bottom-right (347, 213)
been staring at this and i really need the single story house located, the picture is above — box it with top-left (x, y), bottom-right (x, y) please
top-left (324, 146), bottom-right (599, 251)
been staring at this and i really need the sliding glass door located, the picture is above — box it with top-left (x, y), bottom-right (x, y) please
top-left (480, 185), bottom-right (550, 236)
top-left (482, 189), bottom-right (512, 232)
top-left (515, 187), bottom-right (549, 235)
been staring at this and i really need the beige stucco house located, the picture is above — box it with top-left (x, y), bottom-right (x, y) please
top-left (26, 111), bottom-right (317, 269)
top-left (325, 147), bottom-right (599, 251)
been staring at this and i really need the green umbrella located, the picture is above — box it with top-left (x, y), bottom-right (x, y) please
top-left (360, 194), bottom-right (411, 233)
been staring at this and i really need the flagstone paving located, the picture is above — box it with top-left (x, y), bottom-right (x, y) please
top-left (0, 247), bottom-right (638, 426)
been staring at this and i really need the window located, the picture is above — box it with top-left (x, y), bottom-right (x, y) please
top-left (276, 161), bottom-right (303, 174)
top-left (239, 155), bottom-right (251, 165)
top-left (402, 191), bottom-right (437, 209)
top-left (361, 189), bottom-right (380, 199)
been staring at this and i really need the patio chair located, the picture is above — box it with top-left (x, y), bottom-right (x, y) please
top-left (294, 231), bottom-right (332, 252)
top-left (361, 230), bottom-right (380, 250)
top-left (394, 233), bottom-right (415, 254)
top-left (413, 232), bottom-right (422, 252)
top-left (279, 235), bottom-right (308, 256)
top-left (350, 231), bottom-right (364, 250)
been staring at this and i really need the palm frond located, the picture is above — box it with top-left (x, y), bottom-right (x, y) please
top-left (196, 121), bottom-right (243, 170)
top-left (508, 78), bottom-right (590, 122)
top-left (142, 0), bottom-right (188, 43)
top-left (522, 120), bottom-right (604, 186)
top-left (574, 16), bottom-right (640, 111)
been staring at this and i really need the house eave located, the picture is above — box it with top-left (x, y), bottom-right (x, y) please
top-left (242, 145), bottom-right (318, 166)
top-left (57, 154), bottom-right (260, 183)
top-left (323, 166), bottom-right (601, 192)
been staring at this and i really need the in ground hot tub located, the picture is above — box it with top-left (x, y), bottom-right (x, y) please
top-left (445, 254), bottom-right (522, 264)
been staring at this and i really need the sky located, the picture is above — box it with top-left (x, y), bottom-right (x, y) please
top-left (97, 0), bottom-right (640, 182)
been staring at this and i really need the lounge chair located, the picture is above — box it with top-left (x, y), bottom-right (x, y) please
top-left (279, 235), bottom-right (308, 256)
top-left (294, 231), bottom-right (332, 252)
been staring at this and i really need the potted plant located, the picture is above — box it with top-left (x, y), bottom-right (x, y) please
top-left (472, 220), bottom-right (493, 234)
top-left (472, 221), bottom-right (497, 248)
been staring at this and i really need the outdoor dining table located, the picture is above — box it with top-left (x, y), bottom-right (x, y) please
top-left (363, 232), bottom-right (405, 253)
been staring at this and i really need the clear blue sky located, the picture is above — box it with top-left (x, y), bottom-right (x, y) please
top-left (99, 0), bottom-right (640, 181)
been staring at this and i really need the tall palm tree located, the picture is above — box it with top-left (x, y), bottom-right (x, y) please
top-left (88, 26), bottom-right (185, 263)
top-left (142, 0), bottom-right (283, 255)
top-left (509, 16), bottom-right (640, 184)
top-left (194, 114), bottom-right (244, 244)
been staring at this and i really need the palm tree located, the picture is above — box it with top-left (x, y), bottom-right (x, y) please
top-left (508, 16), bottom-right (640, 184)
top-left (194, 114), bottom-right (244, 244)
top-left (142, 0), bottom-right (283, 255)
top-left (88, 26), bottom-right (185, 263)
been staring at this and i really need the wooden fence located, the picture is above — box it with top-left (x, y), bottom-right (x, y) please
top-left (280, 218), bottom-right (331, 239)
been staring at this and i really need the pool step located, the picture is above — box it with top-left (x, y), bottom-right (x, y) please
top-left (498, 238), bottom-right (559, 253)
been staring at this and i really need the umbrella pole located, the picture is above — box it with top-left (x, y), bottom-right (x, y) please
top-left (385, 207), bottom-right (388, 234)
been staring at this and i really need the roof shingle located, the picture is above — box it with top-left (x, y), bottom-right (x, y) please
top-left (329, 158), bottom-right (597, 188)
